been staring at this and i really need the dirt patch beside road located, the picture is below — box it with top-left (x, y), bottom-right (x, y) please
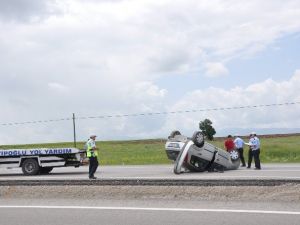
top-left (1, 184), bottom-right (300, 203)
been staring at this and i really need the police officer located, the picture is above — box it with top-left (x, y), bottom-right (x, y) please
top-left (247, 132), bottom-right (261, 169)
top-left (234, 134), bottom-right (246, 167)
top-left (86, 134), bottom-right (99, 179)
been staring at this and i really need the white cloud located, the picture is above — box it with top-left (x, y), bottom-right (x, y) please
top-left (2, 0), bottom-right (300, 83)
top-left (48, 82), bottom-right (70, 93)
top-left (204, 62), bottom-right (229, 78)
top-left (160, 70), bottom-right (300, 137)
top-left (122, 81), bottom-right (167, 100)
top-left (0, 0), bottom-right (61, 23)
top-left (1, 0), bottom-right (300, 144)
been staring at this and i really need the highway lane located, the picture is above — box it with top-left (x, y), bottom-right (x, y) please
top-left (1, 164), bottom-right (300, 225)
top-left (0, 163), bottom-right (300, 180)
top-left (1, 203), bottom-right (300, 225)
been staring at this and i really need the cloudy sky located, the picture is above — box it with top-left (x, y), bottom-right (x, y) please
top-left (1, 0), bottom-right (300, 144)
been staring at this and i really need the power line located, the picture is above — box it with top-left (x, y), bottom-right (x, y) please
top-left (1, 101), bottom-right (300, 126)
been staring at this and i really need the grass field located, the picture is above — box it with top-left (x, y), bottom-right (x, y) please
top-left (1, 135), bottom-right (300, 165)
top-left (210, 136), bottom-right (300, 163)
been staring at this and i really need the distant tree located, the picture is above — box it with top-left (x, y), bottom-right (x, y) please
top-left (199, 119), bottom-right (216, 141)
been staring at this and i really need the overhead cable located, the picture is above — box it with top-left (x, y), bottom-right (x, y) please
top-left (1, 101), bottom-right (299, 126)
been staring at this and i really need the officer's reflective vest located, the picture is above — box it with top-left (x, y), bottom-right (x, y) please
top-left (86, 139), bottom-right (98, 158)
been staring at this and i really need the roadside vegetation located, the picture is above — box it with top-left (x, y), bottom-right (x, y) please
top-left (1, 135), bottom-right (300, 165)
top-left (210, 135), bottom-right (300, 163)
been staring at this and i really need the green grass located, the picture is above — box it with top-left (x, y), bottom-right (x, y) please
top-left (1, 136), bottom-right (300, 164)
top-left (209, 136), bottom-right (300, 163)
top-left (0, 139), bottom-right (170, 165)
top-left (97, 140), bottom-right (169, 165)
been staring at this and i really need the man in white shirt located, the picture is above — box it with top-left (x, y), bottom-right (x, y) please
top-left (247, 132), bottom-right (261, 169)
top-left (234, 135), bottom-right (246, 167)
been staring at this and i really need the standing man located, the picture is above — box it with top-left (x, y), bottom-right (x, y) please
top-left (234, 135), bottom-right (246, 167)
top-left (86, 134), bottom-right (99, 179)
top-left (247, 132), bottom-right (261, 169)
top-left (224, 135), bottom-right (235, 152)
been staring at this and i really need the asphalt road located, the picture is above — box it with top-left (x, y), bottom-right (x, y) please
top-left (1, 163), bottom-right (300, 180)
top-left (1, 199), bottom-right (300, 225)
top-left (1, 164), bottom-right (300, 225)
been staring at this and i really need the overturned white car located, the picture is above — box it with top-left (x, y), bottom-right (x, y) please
top-left (165, 131), bottom-right (240, 174)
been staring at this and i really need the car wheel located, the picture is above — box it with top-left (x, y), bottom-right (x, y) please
top-left (230, 149), bottom-right (240, 161)
top-left (192, 131), bottom-right (205, 148)
top-left (169, 130), bottom-right (181, 138)
top-left (22, 159), bottom-right (40, 175)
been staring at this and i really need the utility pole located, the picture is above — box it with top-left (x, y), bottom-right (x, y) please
top-left (72, 113), bottom-right (77, 147)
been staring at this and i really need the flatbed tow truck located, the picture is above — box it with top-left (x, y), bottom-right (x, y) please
top-left (0, 148), bottom-right (86, 175)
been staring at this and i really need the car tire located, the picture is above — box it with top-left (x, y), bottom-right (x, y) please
top-left (169, 130), bottom-right (181, 138)
top-left (229, 149), bottom-right (240, 161)
top-left (22, 158), bottom-right (40, 175)
top-left (192, 131), bottom-right (205, 148)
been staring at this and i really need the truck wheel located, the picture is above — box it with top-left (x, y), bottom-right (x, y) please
top-left (40, 167), bottom-right (53, 174)
top-left (169, 130), bottom-right (181, 138)
top-left (192, 131), bottom-right (205, 148)
top-left (22, 159), bottom-right (40, 175)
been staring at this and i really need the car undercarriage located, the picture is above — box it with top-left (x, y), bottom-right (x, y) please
top-left (165, 131), bottom-right (240, 174)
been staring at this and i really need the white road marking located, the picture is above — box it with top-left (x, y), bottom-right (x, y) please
top-left (0, 205), bottom-right (300, 215)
